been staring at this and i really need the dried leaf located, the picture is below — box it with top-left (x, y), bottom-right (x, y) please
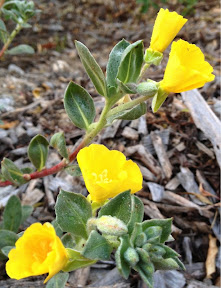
top-left (206, 234), bottom-right (218, 279)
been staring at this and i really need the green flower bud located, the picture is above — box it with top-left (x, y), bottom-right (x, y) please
top-left (135, 232), bottom-right (147, 247)
top-left (87, 217), bottom-right (97, 232)
top-left (144, 226), bottom-right (162, 244)
top-left (142, 242), bottom-right (152, 252)
top-left (150, 244), bottom-right (166, 256)
top-left (124, 247), bottom-right (139, 267)
top-left (137, 81), bottom-right (158, 97)
top-left (136, 247), bottom-right (151, 264)
top-left (97, 216), bottom-right (128, 236)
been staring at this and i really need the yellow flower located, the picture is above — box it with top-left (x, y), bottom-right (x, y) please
top-left (77, 144), bottom-right (143, 203)
top-left (6, 222), bottom-right (68, 283)
top-left (150, 8), bottom-right (187, 53)
top-left (160, 39), bottom-right (215, 93)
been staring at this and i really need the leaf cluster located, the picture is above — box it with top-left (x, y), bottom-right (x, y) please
top-left (0, 196), bottom-right (33, 260)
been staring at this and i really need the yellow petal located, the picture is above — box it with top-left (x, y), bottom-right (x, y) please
top-left (77, 144), bottom-right (143, 203)
top-left (150, 8), bottom-right (187, 53)
top-left (160, 40), bottom-right (215, 93)
top-left (6, 222), bottom-right (68, 283)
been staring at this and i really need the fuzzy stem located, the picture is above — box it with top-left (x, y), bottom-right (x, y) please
top-left (0, 101), bottom-right (112, 187)
top-left (0, 23), bottom-right (22, 59)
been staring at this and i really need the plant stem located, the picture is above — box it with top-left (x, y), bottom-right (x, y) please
top-left (0, 102), bottom-right (112, 187)
top-left (0, 23), bottom-right (22, 59)
top-left (107, 94), bottom-right (152, 118)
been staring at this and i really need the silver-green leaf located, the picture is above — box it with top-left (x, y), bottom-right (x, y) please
top-left (28, 134), bottom-right (49, 171)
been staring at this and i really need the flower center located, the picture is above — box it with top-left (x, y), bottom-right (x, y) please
top-left (92, 169), bottom-right (112, 184)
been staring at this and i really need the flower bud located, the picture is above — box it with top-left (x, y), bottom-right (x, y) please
top-left (124, 247), bottom-right (139, 266)
top-left (136, 247), bottom-right (151, 264)
top-left (137, 81), bottom-right (158, 97)
top-left (97, 216), bottom-right (128, 236)
top-left (135, 232), bottom-right (147, 247)
top-left (144, 226), bottom-right (162, 244)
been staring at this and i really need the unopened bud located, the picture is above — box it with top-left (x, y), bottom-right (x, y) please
top-left (124, 247), bottom-right (139, 266)
top-left (144, 226), bottom-right (162, 244)
top-left (97, 216), bottom-right (128, 236)
top-left (136, 247), bottom-right (151, 265)
top-left (137, 81), bottom-right (158, 97)
top-left (135, 232), bottom-right (147, 247)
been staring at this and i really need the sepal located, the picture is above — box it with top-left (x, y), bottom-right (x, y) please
top-left (144, 48), bottom-right (163, 66)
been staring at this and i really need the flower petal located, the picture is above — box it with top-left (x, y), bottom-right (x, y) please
top-left (150, 8), bottom-right (187, 53)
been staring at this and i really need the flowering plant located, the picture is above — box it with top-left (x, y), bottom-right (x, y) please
top-left (0, 8), bottom-right (214, 288)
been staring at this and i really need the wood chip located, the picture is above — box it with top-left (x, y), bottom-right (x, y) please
top-left (182, 89), bottom-right (221, 168)
top-left (151, 131), bottom-right (173, 179)
top-left (69, 267), bottom-right (90, 287)
top-left (177, 167), bottom-right (204, 205)
top-left (206, 234), bottom-right (218, 279)
top-left (125, 144), bottom-right (162, 177)
top-left (165, 176), bottom-right (180, 190)
top-left (196, 141), bottom-right (215, 159)
top-left (138, 164), bottom-right (157, 182)
top-left (147, 182), bottom-right (164, 202)
top-left (101, 120), bottom-right (121, 139)
top-left (22, 188), bottom-right (44, 205)
top-left (122, 126), bottom-right (139, 140)
top-left (138, 115), bottom-right (148, 135)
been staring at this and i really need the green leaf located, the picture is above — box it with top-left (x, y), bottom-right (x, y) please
top-left (50, 132), bottom-right (69, 160)
top-left (135, 262), bottom-right (154, 288)
top-left (46, 271), bottom-right (69, 288)
top-left (0, 19), bottom-right (8, 43)
top-left (157, 244), bottom-right (180, 258)
top-left (21, 205), bottom-right (33, 224)
top-left (75, 41), bottom-right (107, 96)
top-left (117, 40), bottom-right (144, 84)
top-left (152, 258), bottom-right (180, 270)
top-left (64, 165), bottom-right (82, 177)
top-left (130, 222), bottom-right (143, 247)
top-left (63, 248), bottom-right (96, 272)
top-left (51, 219), bottom-right (63, 238)
top-left (55, 190), bottom-right (92, 239)
top-left (64, 81), bottom-right (96, 130)
top-left (115, 235), bottom-right (131, 279)
top-left (117, 80), bottom-right (137, 94)
top-left (1, 245), bottom-right (14, 257)
top-left (173, 256), bottom-right (185, 270)
top-left (141, 218), bottom-right (172, 243)
top-left (28, 134), bottom-right (49, 171)
top-left (1, 158), bottom-right (26, 185)
top-left (119, 103), bottom-right (146, 121)
top-left (98, 190), bottom-right (132, 225)
top-left (82, 230), bottom-right (112, 260)
top-left (6, 44), bottom-right (34, 55)
top-left (127, 195), bottom-right (144, 234)
top-left (61, 233), bottom-right (75, 249)
top-left (3, 195), bottom-right (22, 232)
top-left (21, 167), bottom-right (33, 174)
top-left (0, 230), bottom-right (18, 249)
top-left (106, 39), bottom-right (130, 88)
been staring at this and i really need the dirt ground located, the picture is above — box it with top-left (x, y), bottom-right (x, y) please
top-left (0, 0), bottom-right (220, 287)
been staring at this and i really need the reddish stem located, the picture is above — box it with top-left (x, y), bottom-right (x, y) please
top-left (0, 140), bottom-right (86, 187)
